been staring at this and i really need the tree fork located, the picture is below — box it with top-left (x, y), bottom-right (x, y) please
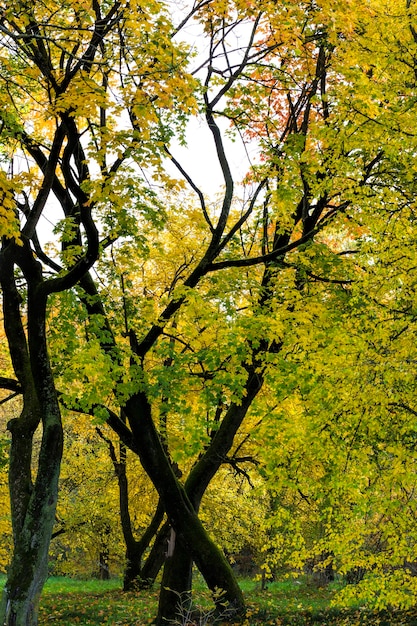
top-left (124, 392), bottom-right (245, 621)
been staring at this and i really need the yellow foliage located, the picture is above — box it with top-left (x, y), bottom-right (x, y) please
top-left (0, 171), bottom-right (21, 245)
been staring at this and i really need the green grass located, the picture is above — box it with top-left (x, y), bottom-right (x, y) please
top-left (1, 576), bottom-right (417, 624)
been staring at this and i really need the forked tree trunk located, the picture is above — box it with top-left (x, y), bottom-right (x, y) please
top-left (98, 425), bottom-right (167, 591)
top-left (124, 392), bottom-right (245, 624)
top-left (122, 505), bottom-right (166, 591)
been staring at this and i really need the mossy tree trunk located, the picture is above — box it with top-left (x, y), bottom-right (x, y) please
top-left (0, 244), bottom-right (64, 626)
top-left (133, 521), bottom-right (171, 589)
top-left (124, 391), bottom-right (248, 625)
top-left (154, 363), bottom-right (264, 624)
top-left (156, 532), bottom-right (193, 625)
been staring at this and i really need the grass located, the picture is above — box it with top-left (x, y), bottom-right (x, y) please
top-left (1, 575), bottom-right (417, 624)
top-left (41, 576), bottom-right (163, 624)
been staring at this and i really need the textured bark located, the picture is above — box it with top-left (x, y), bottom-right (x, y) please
top-left (156, 532), bottom-right (193, 626)
top-left (0, 245), bottom-right (63, 626)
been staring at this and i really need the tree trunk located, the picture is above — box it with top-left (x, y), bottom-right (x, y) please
top-left (0, 414), bottom-right (63, 626)
top-left (125, 392), bottom-right (245, 623)
top-left (98, 552), bottom-right (110, 580)
top-left (123, 505), bottom-right (165, 591)
top-left (156, 529), bottom-right (193, 625)
top-left (78, 270), bottom-right (256, 620)
top-left (135, 522), bottom-right (170, 589)
top-left (98, 524), bottom-right (111, 580)
top-left (0, 246), bottom-right (64, 626)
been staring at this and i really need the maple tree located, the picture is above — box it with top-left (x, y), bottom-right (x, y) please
top-left (43, 2), bottom-right (387, 621)
top-left (255, 250), bottom-right (417, 604)
top-left (45, 410), bottom-right (264, 584)
top-left (2, 0), bottom-right (417, 624)
top-left (0, 0), bottom-right (195, 622)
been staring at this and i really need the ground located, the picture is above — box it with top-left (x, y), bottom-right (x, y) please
top-left (12, 576), bottom-right (414, 625)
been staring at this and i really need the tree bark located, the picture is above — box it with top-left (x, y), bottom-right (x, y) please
top-left (136, 521), bottom-right (170, 588)
top-left (0, 245), bottom-right (64, 626)
top-left (124, 392), bottom-right (245, 624)
top-left (156, 529), bottom-right (193, 626)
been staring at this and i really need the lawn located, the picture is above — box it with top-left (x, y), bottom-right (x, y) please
top-left (2, 576), bottom-right (417, 625)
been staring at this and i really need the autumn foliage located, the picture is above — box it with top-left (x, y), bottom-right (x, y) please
top-left (1, 0), bottom-right (417, 624)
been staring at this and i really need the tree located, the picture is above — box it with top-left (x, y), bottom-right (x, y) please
top-left (256, 256), bottom-right (417, 603)
top-left (2, 0), bottom-right (416, 623)
top-left (0, 0), bottom-right (195, 623)
top-left (252, 0), bottom-right (417, 606)
top-left (44, 1), bottom-right (391, 621)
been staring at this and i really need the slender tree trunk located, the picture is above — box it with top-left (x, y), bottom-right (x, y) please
top-left (136, 521), bottom-right (170, 588)
top-left (123, 499), bottom-right (165, 591)
top-left (121, 497), bottom-right (165, 590)
top-left (98, 552), bottom-right (110, 580)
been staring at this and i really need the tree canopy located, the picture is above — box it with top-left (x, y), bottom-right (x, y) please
top-left (2, 0), bottom-right (417, 624)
